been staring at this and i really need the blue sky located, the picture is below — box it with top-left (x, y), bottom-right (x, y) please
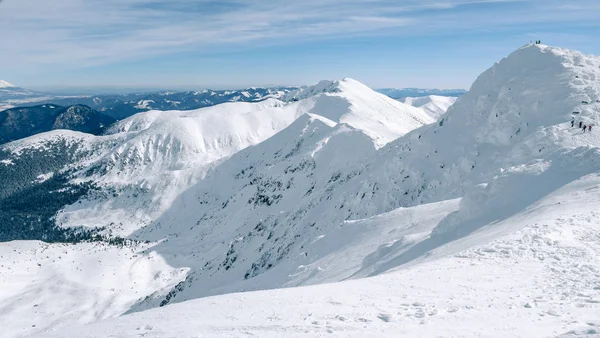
top-left (0, 0), bottom-right (599, 90)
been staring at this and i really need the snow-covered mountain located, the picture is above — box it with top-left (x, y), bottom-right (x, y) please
top-left (0, 78), bottom-right (432, 337)
top-left (376, 87), bottom-right (466, 99)
top-left (0, 78), bottom-right (429, 240)
top-left (5, 44), bottom-right (600, 338)
top-left (399, 95), bottom-right (458, 120)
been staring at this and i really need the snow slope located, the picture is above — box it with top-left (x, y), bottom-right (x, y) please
top-left (31, 173), bottom-right (600, 337)
top-left (284, 78), bottom-right (434, 147)
top-left (51, 79), bottom-right (430, 236)
top-left (0, 241), bottom-right (186, 338)
top-left (400, 95), bottom-right (458, 120)
top-left (78, 43), bottom-right (600, 327)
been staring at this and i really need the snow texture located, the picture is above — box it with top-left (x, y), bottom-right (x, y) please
top-left (399, 95), bottom-right (457, 120)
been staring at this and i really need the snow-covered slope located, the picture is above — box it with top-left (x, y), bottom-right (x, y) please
top-left (47, 99), bottom-right (308, 236)
top-left (30, 172), bottom-right (600, 337)
top-left (283, 78), bottom-right (434, 147)
top-left (0, 241), bottom-right (186, 338)
top-left (86, 44), bottom-right (598, 311)
top-left (95, 43), bottom-right (600, 323)
top-left (50, 80), bottom-right (430, 236)
top-left (400, 95), bottom-right (457, 120)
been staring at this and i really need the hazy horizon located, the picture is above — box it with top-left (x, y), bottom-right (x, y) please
top-left (1, 0), bottom-right (600, 89)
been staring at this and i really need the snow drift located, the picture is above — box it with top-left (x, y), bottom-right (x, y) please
top-left (399, 95), bottom-right (457, 120)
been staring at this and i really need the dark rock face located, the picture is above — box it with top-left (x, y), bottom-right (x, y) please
top-left (0, 104), bottom-right (116, 144)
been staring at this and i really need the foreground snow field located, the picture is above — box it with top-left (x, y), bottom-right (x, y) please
top-left (30, 173), bottom-right (600, 337)
top-left (2, 43), bottom-right (600, 338)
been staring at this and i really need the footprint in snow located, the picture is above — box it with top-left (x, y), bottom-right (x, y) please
top-left (335, 315), bottom-right (347, 322)
top-left (446, 306), bottom-right (459, 313)
top-left (414, 310), bottom-right (426, 318)
top-left (377, 313), bottom-right (394, 322)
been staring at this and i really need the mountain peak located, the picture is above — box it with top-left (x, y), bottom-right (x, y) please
top-left (0, 80), bottom-right (16, 88)
top-left (283, 78), bottom-right (370, 102)
top-left (281, 77), bottom-right (435, 147)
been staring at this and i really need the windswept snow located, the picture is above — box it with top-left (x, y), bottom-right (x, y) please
top-left (284, 78), bottom-right (434, 147)
top-left (30, 173), bottom-right (600, 337)
top-left (400, 95), bottom-right (457, 120)
top-left (0, 241), bottom-right (186, 338)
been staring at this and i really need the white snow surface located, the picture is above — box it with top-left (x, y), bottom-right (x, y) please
top-left (30, 175), bottom-right (600, 337)
top-left (0, 241), bottom-right (186, 338)
top-left (400, 95), bottom-right (458, 120)
top-left (284, 78), bottom-right (434, 146)
top-left (6, 44), bottom-right (600, 338)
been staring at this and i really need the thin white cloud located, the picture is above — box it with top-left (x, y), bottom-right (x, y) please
top-left (0, 0), bottom-right (598, 72)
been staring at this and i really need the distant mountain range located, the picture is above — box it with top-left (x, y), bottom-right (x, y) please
top-left (0, 104), bottom-right (116, 144)
top-left (0, 85), bottom-right (300, 119)
top-left (0, 81), bottom-right (465, 119)
top-left (377, 88), bottom-right (467, 99)
top-left (0, 81), bottom-right (52, 110)
top-left (0, 81), bottom-right (464, 145)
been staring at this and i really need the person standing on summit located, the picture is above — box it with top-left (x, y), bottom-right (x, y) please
top-left (579, 121), bottom-right (583, 128)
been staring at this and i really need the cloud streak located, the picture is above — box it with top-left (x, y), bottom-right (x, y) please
top-left (0, 0), bottom-right (598, 72)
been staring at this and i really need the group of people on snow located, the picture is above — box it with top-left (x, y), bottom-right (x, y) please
top-left (572, 117), bottom-right (593, 132)
top-left (534, 40), bottom-right (542, 44)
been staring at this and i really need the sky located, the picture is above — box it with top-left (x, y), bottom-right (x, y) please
top-left (0, 0), bottom-right (599, 91)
